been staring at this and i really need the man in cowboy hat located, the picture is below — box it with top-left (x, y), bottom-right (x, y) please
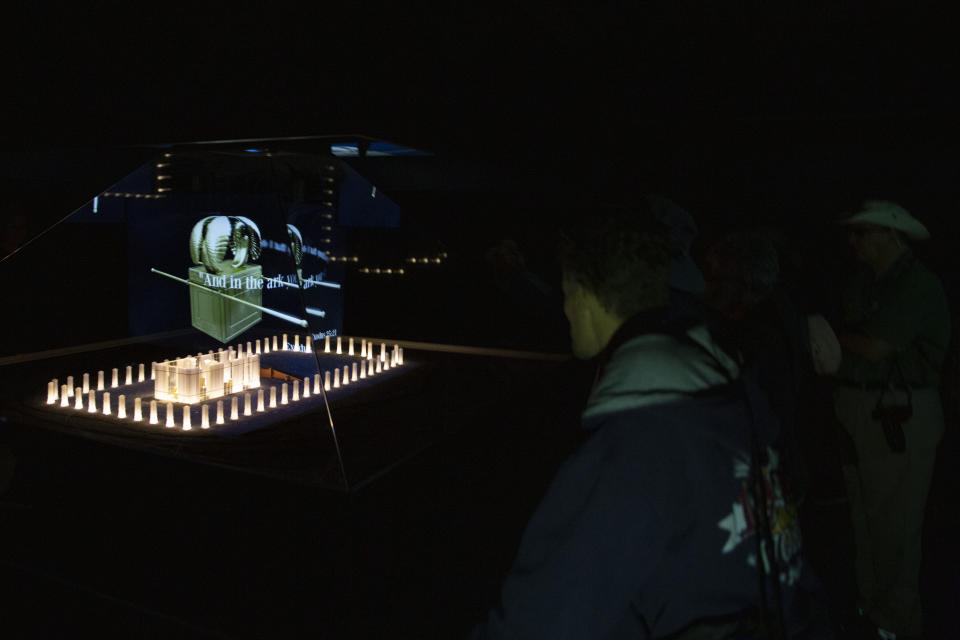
top-left (833, 200), bottom-right (950, 639)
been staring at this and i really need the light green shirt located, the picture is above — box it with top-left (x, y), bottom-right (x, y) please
top-left (837, 249), bottom-right (951, 387)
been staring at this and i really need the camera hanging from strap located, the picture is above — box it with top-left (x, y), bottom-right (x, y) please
top-left (872, 355), bottom-right (912, 453)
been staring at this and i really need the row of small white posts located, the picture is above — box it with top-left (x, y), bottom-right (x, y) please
top-left (43, 337), bottom-right (406, 431)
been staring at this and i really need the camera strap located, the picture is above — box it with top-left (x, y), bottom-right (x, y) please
top-left (874, 354), bottom-right (913, 413)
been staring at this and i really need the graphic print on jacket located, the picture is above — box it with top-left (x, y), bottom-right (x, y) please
top-left (717, 446), bottom-right (803, 586)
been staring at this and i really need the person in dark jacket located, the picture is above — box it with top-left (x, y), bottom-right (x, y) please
top-left (470, 204), bottom-right (828, 639)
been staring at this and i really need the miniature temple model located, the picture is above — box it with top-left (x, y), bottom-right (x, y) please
top-left (154, 351), bottom-right (260, 404)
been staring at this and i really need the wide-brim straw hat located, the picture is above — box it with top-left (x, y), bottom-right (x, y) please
top-left (836, 200), bottom-right (930, 240)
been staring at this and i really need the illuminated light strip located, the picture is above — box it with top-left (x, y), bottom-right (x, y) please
top-left (150, 268), bottom-right (308, 328)
top-left (306, 307), bottom-right (327, 318)
top-left (300, 277), bottom-right (341, 289)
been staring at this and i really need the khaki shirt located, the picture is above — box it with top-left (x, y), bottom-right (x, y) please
top-left (837, 249), bottom-right (951, 387)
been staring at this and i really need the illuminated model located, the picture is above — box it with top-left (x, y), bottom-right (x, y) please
top-left (42, 335), bottom-right (406, 433)
top-left (154, 350), bottom-right (261, 404)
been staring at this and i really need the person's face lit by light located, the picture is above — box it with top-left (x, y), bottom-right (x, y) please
top-left (562, 272), bottom-right (615, 360)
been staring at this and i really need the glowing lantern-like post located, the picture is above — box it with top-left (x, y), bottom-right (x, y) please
top-left (269, 386), bottom-right (277, 408)
top-left (117, 394), bottom-right (127, 419)
top-left (66, 376), bottom-right (74, 396)
top-left (102, 392), bottom-right (111, 415)
top-left (82, 373), bottom-right (90, 394)
top-left (303, 377), bottom-right (310, 399)
top-left (281, 383), bottom-right (289, 404)
top-left (336, 336), bottom-right (342, 355)
top-left (324, 336), bottom-right (330, 353)
top-left (88, 390), bottom-right (97, 413)
top-left (313, 373), bottom-right (321, 394)
top-left (201, 404), bottom-right (210, 429)
top-left (324, 371), bottom-right (331, 391)
top-left (257, 388), bottom-right (265, 412)
top-left (74, 388), bottom-right (84, 410)
top-left (149, 400), bottom-right (158, 424)
top-left (182, 406), bottom-right (192, 430)
top-left (348, 337), bottom-right (354, 356)
top-left (333, 369), bottom-right (340, 389)
top-left (60, 384), bottom-right (69, 407)
top-left (216, 400), bottom-right (225, 425)
top-left (231, 397), bottom-right (239, 420)
top-left (244, 392), bottom-right (252, 416)
top-left (134, 397), bottom-right (143, 421)
top-left (165, 402), bottom-right (175, 427)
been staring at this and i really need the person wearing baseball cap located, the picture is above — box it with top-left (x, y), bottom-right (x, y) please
top-left (832, 199), bottom-right (950, 640)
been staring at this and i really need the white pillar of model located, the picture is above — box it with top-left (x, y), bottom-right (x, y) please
top-left (367, 360), bottom-right (374, 376)
top-left (272, 335), bottom-right (278, 351)
top-left (165, 402), bottom-right (174, 427)
top-left (201, 404), bottom-right (210, 429)
top-left (82, 373), bottom-right (90, 394)
top-left (238, 343), bottom-right (244, 358)
top-left (384, 358), bottom-right (390, 371)
top-left (303, 377), bottom-right (310, 399)
top-left (313, 373), bottom-right (321, 394)
top-left (269, 386), bottom-right (277, 408)
top-left (74, 388), bottom-right (83, 410)
top-left (66, 376), bottom-right (74, 396)
top-left (244, 392), bottom-right (252, 416)
top-left (110, 367), bottom-right (117, 388)
top-left (380, 343), bottom-right (386, 362)
top-left (247, 341), bottom-right (252, 356)
top-left (46, 380), bottom-right (56, 404)
top-left (102, 392), bottom-right (111, 415)
top-left (216, 400), bottom-right (225, 425)
top-left (117, 394), bottom-right (127, 419)
top-left (123, 365), bottom-right (131, 386)
top-left (230, 397), bottom-right (239, 420)
top-left (182, 406), bottom-right (192, 430)
top-left (306, 336), bottom-right (312, 352)
top-left (359, 362), bottom-right (366, 379)
top-left (324, 336), bottom-right (330, 353)
top-left (281, 383), bottom-right (289, 404)
top-left (88, 390), bottom-right (97, 413)
top-left (398, 348), bottom-right (404, 365)
top-left (361, 339), bottom-right (367, 358)
top-left (97, 370), bottom-right (105, 391)
top-left (257, 388), bottom-right (265, 412)
top-left (60, 384), bottom-right (70, 407)
top-left (255, 339), bottom-right (261, 355)
top-left (282, 334), bottom-right (289, 350)
top-left (134, 397), bottom-right (142, 421)
top-left (333, 369), bottom-right (340, 388)
top-left (324, 371), bottom-right (331, 391)
top-left (263, 338), bottom-right (270, 354)
top-left (292, 379), bottom-right (300, 401)
top-left (341, 365), bottom-right (349, 386)
top-left (147, 399), bottom-right (158, 424)
top-left (375, 359), bottom-right (382, 374)
top-left (336, 336), bottom-right (342, 354)
top-left (151, 362), bottom-right (157, 381)
top-left (294, 334), bottom-right (300, 351)
top-left (351, 363), bottom-right (358, 382)
top-left (348, 337), bottom-right (354, 356)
